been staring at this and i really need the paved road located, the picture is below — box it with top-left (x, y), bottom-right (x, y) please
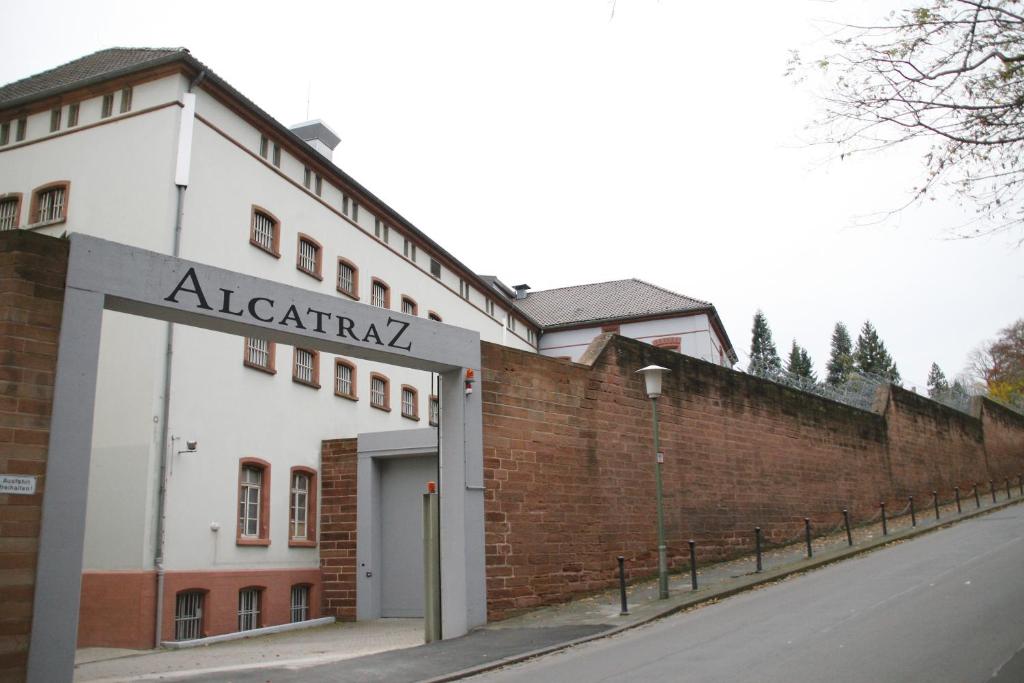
top-left (472, 504), bottom-right (1024, 683)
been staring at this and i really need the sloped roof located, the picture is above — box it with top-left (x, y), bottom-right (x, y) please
top-left (0, 48), bottom-right (187, 107)
top-left (515, 278), bottom-right (711, 328)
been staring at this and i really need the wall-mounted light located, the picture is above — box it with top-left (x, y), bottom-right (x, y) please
top-left (465, 368), bottom-right (476, 396)
top-left (172, 436), bottom-right (199, 455)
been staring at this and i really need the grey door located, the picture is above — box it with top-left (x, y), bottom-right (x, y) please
top-left (379, 455), bottom-right (438, 618)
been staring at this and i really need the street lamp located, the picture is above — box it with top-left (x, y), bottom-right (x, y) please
top-left (636, 364), bottom-right (670, 599)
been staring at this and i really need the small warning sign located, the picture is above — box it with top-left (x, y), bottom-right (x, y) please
top-left (0, 475), bottom-right (37, 495)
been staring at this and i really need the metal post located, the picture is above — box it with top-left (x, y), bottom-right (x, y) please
top-left (880, 502), bottom-right (888, 536)
top-left (688, 540), bottom-right (698, 590)
top-left (955, 486), bottom-right (962, 514)
top-left (1006, 478), bottom-right (1011, 500)
top-left (990, 480), bottom-right (997, 504)
top-left (755, 527), bottom-right (763, 573)
top-left (843, 508), bottom-right (853, 547)
top-left (909, 496), bottom-right (916, 527)
top-left (617, 556), bottom-right (628, 615)
top-left (974, 483), bottom-right (981, 509)
top-left (651, 397), bottom-right (668, 600)
top-left (804, 518), bottom-right (812, 558)
top-left (932, 491), bottom-right (939, 520)
top-left (423, 484), bottom-right (441, 643)
top-left (1019, 475), bottom-right (1023, 497)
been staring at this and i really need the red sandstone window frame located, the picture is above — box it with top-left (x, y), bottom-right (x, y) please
top-left (290, 583), bottom-right (313, 623)
top-left (370, 278), bottom-right (391, 309)
top-left (238, 585), bottom-right (265, 631)
top-left (243, 337), bottom-right (276, 374)
top-left (296, 233), bottom-right (323, 280)
top-left (401, 385), bottom-right (419, 421)
top-left (401, 295), bottom-right (418, 316)
top-left (237, 458), bottom-right (271, 547)
top-left (288, 467), bottom-right (318, 548)
top-left (428, 311), bottom-right (442, 322)
top-left (29, 181), bottom-right (70, 227)
top-left (292, 347), bottom-right (320, 389)
top-left (173, 588), bottom-right (208, 641)
top-left (370, 372), bottom-right (390, 412)
top-left (652, 337), bottom-right (681, 352)
top-left (0, 192), bottom-right (23, 231)
top-left (336, 257), bottom-right (359, 300)
top-left (249, 206), bottom-right (281, 258)
top-left (334, 358), bottom-right (357, 400)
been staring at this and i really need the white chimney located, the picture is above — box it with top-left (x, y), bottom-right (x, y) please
top-left (290, 119), bottom-right (340, 161)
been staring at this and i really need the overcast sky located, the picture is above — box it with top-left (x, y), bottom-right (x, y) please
top-left (3, 1), bottom-right (1021, 390)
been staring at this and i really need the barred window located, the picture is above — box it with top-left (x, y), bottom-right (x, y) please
top-left (334, 359), bottom-right (355, 398)
top-left (0, 195), bottom-right (20, 231)
top-left (33, 183), bottom-right (68, 224)
top-left (370, 374), bottom-right (389, 410)
top-left (401, 296), bottom-right (417, 316)
top-left (250, 208), bottom-right (280, 256)
top-left (238, 588), bottom-right (261, 631)
top-left (174, 591), bottom-right (204, 641)
top-left (337, 259), bottom-right (358, 298)
top-left (290, 585), bottom-right (310, 623)
top-left (293, 348), bottom-right (319, 387)
top-left (244, 337), bottom-right (275, 373)
top-left (401, 386), bottom-right (418, 419)
top-left (371, 279), bottom-right (390, 309)
top-left (296, 235), bottom-right (321, 278)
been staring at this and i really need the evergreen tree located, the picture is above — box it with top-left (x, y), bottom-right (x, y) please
top-left (926, 362), bottom-right (949, 398)
top-left (826, 322), bottom-right (854, 386)
top-left (786, 340), bottom-right (816, 381)
top-left (748, 310), bottom-right (781, 374)
top-left (854, 320), bottom-right (901, 383)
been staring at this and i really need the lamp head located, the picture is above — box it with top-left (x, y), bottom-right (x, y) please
top-left (636, 365), bottom-right (670, 398)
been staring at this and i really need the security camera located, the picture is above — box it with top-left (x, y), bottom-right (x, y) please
top-left (186, 440), bottom-right (198, 451)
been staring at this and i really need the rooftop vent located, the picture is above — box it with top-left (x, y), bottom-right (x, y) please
top-left (289, 119), bottom-right (340, 161)
top-left (513, 284), bottom-right (531, 300)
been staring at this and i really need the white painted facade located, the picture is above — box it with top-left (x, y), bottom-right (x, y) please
top-left (539, 313), bottom-right (731, 365)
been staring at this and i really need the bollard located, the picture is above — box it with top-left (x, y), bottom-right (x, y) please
top-left (1006, 478), bottom-right (1011, 500)
top-left (804, 518), bottom-right (812, 558)
top-left (755, 527), bottom-right (763, 573)
top-left (688, 540), bottom-right (698, 590)
top-left (955, 486), bottom-right (962, 514)
top-left (990, 480), bottom-right (997, 504)
top-left (617, 556), bottom-right (628, 615)
top-left (423, 483), bottom-right (441, 643)
top-left (843, 508), bottom-right (853, 547)
top-left (1019, 474), bottom-right (1023, 497)
top-left (909, 496), bottom-right (916, 527)
top-left (932, 491), bottom-right (939, 520)
top-left (880, 502), bottom-right (888, 536)
top-left (974, 483), bottom-right (981, 509)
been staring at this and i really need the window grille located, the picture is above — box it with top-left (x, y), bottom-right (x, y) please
top-left (174, 591), bottom-right (204, 641)
top-left (337, 261), bottom-right (355, 296)
top-left (246, 338), bottom-right (270, 369)
top-left (371, 376), bottom-right (387, 408)
top-left (298, 239), bottom-right (318, 275)
top-left (429, 397), bottom-right (439, 426)
top-left (401, 297), bottom-right (416, 316)
top-left (371, 281), bottom-right (388, 309)
top-left (335, 361), bottom-right (353, 397)
top-left (238, 589), bottom-right (260, 631)
top-left (290, 585), bottom-right (310, 623)
top-left (252, 212), bottom-right (275, 252)
top-left (294, 349), bottom-right (315, 384)
top-left (36, 186), bottom-right (65, 223)
top-left (290, 473), bottom-right (309, 539)
top-left (402, 388), bottom-right (416, 418)
top-left (0, 198), bottom-right (18, 231)
top-left (239, 467), bottom-right (262, 537)
top-left (68, 103), bottom-right (79, 128)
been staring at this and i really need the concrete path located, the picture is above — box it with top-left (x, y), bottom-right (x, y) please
top-left (73, 492), bottom-right (1024, 682)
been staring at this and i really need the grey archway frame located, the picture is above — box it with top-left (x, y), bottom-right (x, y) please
top-left (28, 235), bottom-right (486, 683)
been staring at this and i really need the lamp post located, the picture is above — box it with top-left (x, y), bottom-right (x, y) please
top-left (637, 364), bottom-right (670, 599)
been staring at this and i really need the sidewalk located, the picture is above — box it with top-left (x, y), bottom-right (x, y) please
top-left (74, 491), bottom-right (1024, 682)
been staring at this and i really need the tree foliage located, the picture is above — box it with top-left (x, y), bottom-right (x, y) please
top-left (927, 361), bottom-right (950, 397)
top-left (854, 320), bottom-right (902, 383)
top-left (985, 318), bottom-right (1024, 406)
top-left (748, 310), bottom-right (782, 373)
top-left (786, 340), bottom-right (817, 381)
top-left (826, 322), bottom-right (855, 386)
top-left (790, 0), bottom-right (1024, 240)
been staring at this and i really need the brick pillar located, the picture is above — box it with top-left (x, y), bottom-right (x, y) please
top-left (0, 232), bottom-right (69, 682)
top-left (319, 437), bottom-right (358, 620)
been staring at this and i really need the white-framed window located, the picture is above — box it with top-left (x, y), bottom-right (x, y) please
top-left (239, 466), bottom-right (262, 538)
top-left (430, 258), bottom-right (441, 278)
top-left (120, 86), bottom-right (133, 113)
top-left (244, 337), bottom-right (274, 372)
top-left (459, 279), bottom-right (470, 300)
top-left (67, 103), bottom-right (79, 128)
top-left (290, 472), bottom-right (310, 540)
top-left (403, 238), bottom-right (417, 261)
top-left (337, 259), bottom-right (357, 298)
top-left (272, 143), bottom-right (281, 167)
top-left (342, 194), bottom-right (350, 216)
top-left (297, 235), bottom-right (321, 278)
top-left (370, 374), bottom-right (389, 410)
top-left (33, 183), bottom-right (68, 224)
top-left (290, 585), bottom-right (310, 623)
top-left (334, 359), bottom-right (355, 398)
top-left (314, 174), bottom-right (323, 196)
top-left (15, 117), bottom-right (26, 142)
top-left (0, 122), bottom-right (9, 146)
top-left (506, 313), bottom-right (517, 332)
top-left (527, 328), bottom-right (537, 345)
top-left (429, 396), bottom-right (439, 426)
top-left (303, 166), bottom-right (312, 189)
top-left (49, 108), bottom-right (61, 132)
top-left (371, 279), bottom-right (389, 309)
top-left (486, 300), bottom-right (495, 317)
top-left (101, 94), bottom-right (114, 118)
top-left (374, 218), bottom-right (389, 243)
top-left (401, 386), bottom-right (418, 419)
top-left (238, 588), bottom-right (261, 631)
top-left (259, 135), bottom-right (269, 158)
top-left (352, 201), bottom-right (359, 221)
top-left (293, 348), bottom-right (318, 387)
top-left (0, 195), bottom-right (20, 231)
top-left (401, 296), bottom-right (417, 316)
top-left (174, 591), bottom-right (204, 641)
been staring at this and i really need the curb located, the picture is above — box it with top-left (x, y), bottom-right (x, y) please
top-left (422, 496), bottom-right (1024, 682)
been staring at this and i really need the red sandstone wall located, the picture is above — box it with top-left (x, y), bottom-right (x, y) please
top-left (481, 336), bottom-right (1024, 620)
top-left (0, 232), bottom-right (68, 681)
top-left (319, 438), bottom-right (358, 621)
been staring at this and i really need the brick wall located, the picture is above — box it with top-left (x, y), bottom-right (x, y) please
top-left (481, 335), bottom-right (1024, 620)
top-left (319, 438), bottom-right (358, 620)
top-left (0, 231), bottom-right (68, 682)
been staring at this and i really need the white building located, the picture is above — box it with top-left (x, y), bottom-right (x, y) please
top-left (0, 47), bottom-right (733, 648)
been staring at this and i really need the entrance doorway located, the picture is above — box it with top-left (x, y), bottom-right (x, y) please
top-left (380, 454), bottom-right (438, 617)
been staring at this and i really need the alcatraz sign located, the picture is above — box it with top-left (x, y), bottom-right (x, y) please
top-left (164, 267), bottom-right (414, 352)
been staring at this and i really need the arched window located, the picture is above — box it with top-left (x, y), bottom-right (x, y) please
top-left (249, 206), bottom-right (280, 257)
